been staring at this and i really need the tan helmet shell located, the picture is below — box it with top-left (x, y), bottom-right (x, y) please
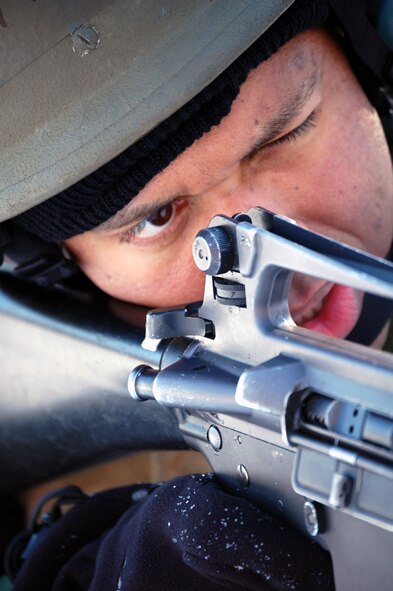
top-left (0, 0), bottom-right (295, 222)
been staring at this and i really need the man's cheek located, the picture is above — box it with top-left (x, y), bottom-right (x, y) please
top-left (93, 256), bottom-right (203, 308)
top-left (152, 263), bottom-right (206, 308)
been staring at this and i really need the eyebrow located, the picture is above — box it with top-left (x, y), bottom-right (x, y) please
top-left (244, 71), bottom-right (318, 159)
top-left (96, 72), bottom-right (319, 233)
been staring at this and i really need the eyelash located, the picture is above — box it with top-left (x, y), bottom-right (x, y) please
top-left (119, 198), bottom-right (188, 244)
top-left (270, 111), bottom-right (317, 147)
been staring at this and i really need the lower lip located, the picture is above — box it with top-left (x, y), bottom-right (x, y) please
top-left (299, 284), bottom-right (362, 339)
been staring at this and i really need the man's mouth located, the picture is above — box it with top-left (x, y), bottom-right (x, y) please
top-left (290, 283), bottom-right (363, 339)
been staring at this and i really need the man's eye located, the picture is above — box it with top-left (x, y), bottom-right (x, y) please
top-left (271, 111), bottom-right (316, 147)
top-left (119, 200), bottom-right (184, 243)
top-left (138, 204), bottom-right (175, 237)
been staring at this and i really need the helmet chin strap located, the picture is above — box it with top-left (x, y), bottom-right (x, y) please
top-left (347, 232), bottom-right (393, 346)
top-left (347, 292), bottom-right (393, 346)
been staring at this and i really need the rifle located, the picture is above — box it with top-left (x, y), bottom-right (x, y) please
top-left (128, 207), bottom-right (393, 591)
top-left (1, 207), bottom-right (393, 590)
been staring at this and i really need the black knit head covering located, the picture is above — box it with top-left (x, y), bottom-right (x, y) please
top-left (14, 0), bottom-right (330, 242)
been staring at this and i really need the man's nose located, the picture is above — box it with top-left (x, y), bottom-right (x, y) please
top-left (212, 177), bottom-right (282, 221)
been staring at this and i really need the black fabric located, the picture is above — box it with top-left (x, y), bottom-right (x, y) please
top-left (11, 475), bottom-right (334, 591)
top-left (0, 497), bottom-right (24, 576)
top-left (328, 0), bottom-right (393, 84)
top-left (13, 0), bottom-right (330, 243)
top-left (347, 292), bottom-right (393, 345)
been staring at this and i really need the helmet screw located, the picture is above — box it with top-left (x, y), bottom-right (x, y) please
top-left (71, 24), bottom-right (100, 56)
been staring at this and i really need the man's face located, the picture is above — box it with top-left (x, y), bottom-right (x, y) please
top-left (65, 29), bottom-right (393, 340)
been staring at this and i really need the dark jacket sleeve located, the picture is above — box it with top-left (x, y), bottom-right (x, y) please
top-left (13, 474), bottom-right (334, 591)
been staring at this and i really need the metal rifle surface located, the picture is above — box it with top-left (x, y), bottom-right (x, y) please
top-left (129, 207), bottom-right (393, 591)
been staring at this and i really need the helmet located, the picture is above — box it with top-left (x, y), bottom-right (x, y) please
top-left (0, 0), bottom-right (295, 223)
